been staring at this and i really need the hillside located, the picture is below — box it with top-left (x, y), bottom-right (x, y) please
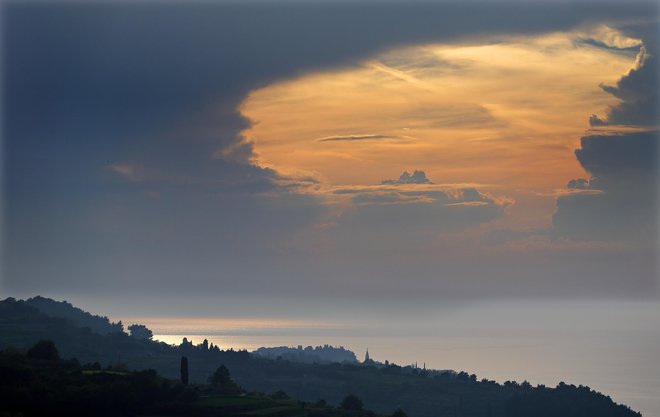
top-left (0, 297), bottom-right (642, 417)
top-left (0, 340), bottom-right (386, 417)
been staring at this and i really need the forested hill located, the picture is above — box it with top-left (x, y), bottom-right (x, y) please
top-left (0, 296), bottom-right (642, 417)
top-left (23, 296), bottom-right (124, 335)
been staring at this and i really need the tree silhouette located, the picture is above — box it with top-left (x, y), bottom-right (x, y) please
top-left (27, 340), bottom-right (59, 361)
top-left (127, 323), bottom-right (153, 340)
top-left (180, 356), bottom-right (189, 385)
top-left (209, 365), bottom-right (240, 393)
top-left (340, 394), bottom-right (363, 410)
top-left (392, 408), bottom-right (409, 417)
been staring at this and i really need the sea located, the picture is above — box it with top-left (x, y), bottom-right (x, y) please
top-left (116, 299), bottom-right (660, 417)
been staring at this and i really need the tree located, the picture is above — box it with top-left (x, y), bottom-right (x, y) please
top-left (27, 340), bottom-right (59, 361)
top-left (340, 394), bottom-right (363, 411)
top-left (180, 356), bottom-right (189, 385)
top-left (392, 408), bottom-right (409, 417)
top-left (270, 390), bottom-right (290, 400)
top-left (128, 323), bottom-right (153, 340)
top-left (209, 365), bottom-right (239, 393)
top-left (114, 320), bottom-right (125, 333)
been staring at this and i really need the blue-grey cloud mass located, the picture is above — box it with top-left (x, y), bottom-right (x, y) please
top-left (552, 22), bottom-right (658, 273)
top-left (553, 131), bottom-right (657, 242)
top-left (589, 20), bottom-right (658, 128)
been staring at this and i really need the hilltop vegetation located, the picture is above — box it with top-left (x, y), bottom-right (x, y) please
top-left (0, 297), bottom-right (642, 417)
top-left (254, 345), bottom-right (358, 364)
top-left (23, 296), bottom-right (124, 335)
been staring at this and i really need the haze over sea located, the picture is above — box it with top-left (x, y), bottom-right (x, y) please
top-left (112, 299), bottom-right (660, 417)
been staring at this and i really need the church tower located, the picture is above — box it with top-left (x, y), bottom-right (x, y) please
top-left (364, 349), bottom-right (370, 363)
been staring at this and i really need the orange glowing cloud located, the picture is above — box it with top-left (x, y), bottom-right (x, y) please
top-left (239, 29), bottom-right (639, 229)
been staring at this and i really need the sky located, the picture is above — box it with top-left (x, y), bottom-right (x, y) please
top-left (1, 1), bottom-right (658, 311)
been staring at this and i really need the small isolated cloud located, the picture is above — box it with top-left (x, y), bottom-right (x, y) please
top-left (317, 134), bottom-right (398, 142)
top-left (445, 200), bottom-right (490, 207)
top-left (538, 188), bottom-right (603, 197)
top-left (567, 178), bottom-right (590, 190)
top-left (110, 164), bottom-right (142, 182)
top-left (382, 170), bottom-right (432, 184)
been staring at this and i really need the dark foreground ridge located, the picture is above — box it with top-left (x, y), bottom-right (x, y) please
top-left (1, 340), bottom-right (387, 417)
top-left (0, 297), bottom-right (642, 417)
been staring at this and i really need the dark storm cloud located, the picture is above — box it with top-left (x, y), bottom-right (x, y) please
top-left (553, 130), bottom-right (658, 243)
top-left (576, 132), bottom-right (657, 181)
top-left (553, 20), bottom-right (658, 247)
top-left (2, 1), bottom-right (657, 296)
top-left (589, 21), bottom-right (658, 128)
top-left (589, 53), bottom-right (658, 127)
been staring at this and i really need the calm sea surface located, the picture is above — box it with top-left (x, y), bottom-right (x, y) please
top-left (121, 300), bottom-right (660, 416)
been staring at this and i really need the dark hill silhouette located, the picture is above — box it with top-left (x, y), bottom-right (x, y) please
top-left (0, 297), bottom-right (642, 417)
top-left (23, 296), bottom-right (124, 335)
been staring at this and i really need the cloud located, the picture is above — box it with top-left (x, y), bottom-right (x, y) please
top-left (566, 178), bottom-right (589, 190)
top-left (6, 2), bottom-right (654, 191)
top-left (110, 164), bottom-right (141, 182)
top-left (589, 48), bottom-right (658, 127)
top-left (382, 170), bottom-right (432, 184)
top-left (329, 190), bottom-right (504, 249)
top-left (553, 130), bottom-right (657, 243)
top-left (307, 170), bottom-right (509, 253)
top-left (377, 48), bottom-right (458, 74)
top-left (576, 24), bottom-right (642, 50)
top-left (554, 20), bottom-right (658, 248)
top-left (317, 134), bottom-right (397, 142)
top-left (333, 172), bottom-right (506, 238)
top-left (3, 2), bottom-right (657, 299)
top-left (405, 104), bottom-right (504, 129)
top-left (351, 191), bottom-right (434, 205)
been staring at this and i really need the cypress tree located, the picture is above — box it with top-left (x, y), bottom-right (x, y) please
top-left (180, 356), bottom-right (189, 385)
